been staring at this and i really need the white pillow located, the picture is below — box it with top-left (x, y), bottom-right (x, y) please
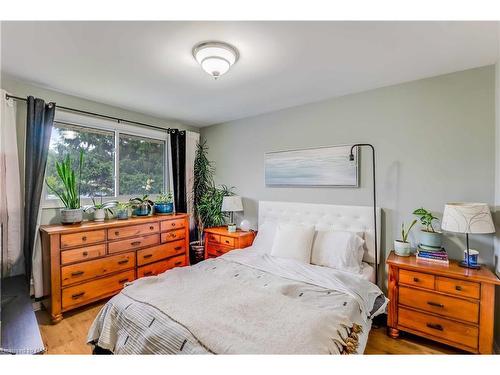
top-left (311, 230), bottom-right (365, 273)
top-left (252, 221), bottom-right (278, 253)
top-left (270, 223), bottom-right (315, 263)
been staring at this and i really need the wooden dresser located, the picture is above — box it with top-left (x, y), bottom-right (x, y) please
top-left (204, 226), bottom-right (255, 259)
top-left (387, 251), bottom-right (500, 354)
top-left (40, 214), bottom-right (189, 323)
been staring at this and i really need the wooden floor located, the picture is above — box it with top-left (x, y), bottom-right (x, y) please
top-left (36, 301), bottom-right (463, 355)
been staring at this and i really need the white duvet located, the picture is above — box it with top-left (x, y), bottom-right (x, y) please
top-left (91, 247), bottom-right (387, 354)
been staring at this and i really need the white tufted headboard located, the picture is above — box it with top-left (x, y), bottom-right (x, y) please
top-left (258, 201), bottom-right (381, 264)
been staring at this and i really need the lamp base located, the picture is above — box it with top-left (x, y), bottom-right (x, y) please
top-left (458, 261), bottom-right (480, 270)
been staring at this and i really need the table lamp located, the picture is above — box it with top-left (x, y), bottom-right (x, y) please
top-left (221, 196), bottom-right (243, 233)
top-left (441, 202), bottom-right (495, 269)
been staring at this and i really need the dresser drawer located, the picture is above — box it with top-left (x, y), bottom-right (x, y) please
top-left (108, 234), bottom-right (160, 254)
top-left (161, 229), bottom-right (185, 243)
top-left (61, 252), bottom-right (135, 286)
top-left (108, 223), bottom-right (159, 240)
top-left (207, 234), bottom-right (235, 247)
top-left (399, 269), bottom-right (435, 290)
top-left (62, 269), bottom-right (134, 310)
top-left (399, 286), bottom-right (479, 324)
top-left (137, 255), bottom-right (186, 278)
top-left (206, 243), bottom-right (233, 258)
top-left (137, 240), bottom-right (186, 266)
top-left (436, 276), bottom-right (480, 300)
top-left (398, 307), bottom-right (478, 350)
top-left (60, 230), bottom-right (106, 249)
top-left (160, 218), bottom-right (185, 232)
top-left (61, 244), bottom-right (106, 265)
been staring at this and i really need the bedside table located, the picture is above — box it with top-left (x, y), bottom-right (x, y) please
top-left (204, 226), bottom-right (255, 259)
top-left (386, 251), bottom-right (500, 354)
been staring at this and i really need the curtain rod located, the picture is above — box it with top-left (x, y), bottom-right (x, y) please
top-left (4, 93), bottom-right (184, 134)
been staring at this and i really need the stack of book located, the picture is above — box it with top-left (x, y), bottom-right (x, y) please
top-left (416, 245), bottom-right (449, 264)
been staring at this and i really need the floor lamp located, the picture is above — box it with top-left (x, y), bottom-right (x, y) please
top-left (349, 144), bottom-right (378, 286)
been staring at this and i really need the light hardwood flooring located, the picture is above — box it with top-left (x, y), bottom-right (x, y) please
top-left (36, 300), bottom-right (463, 355)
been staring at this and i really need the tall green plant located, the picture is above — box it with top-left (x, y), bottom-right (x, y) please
top-left (46, 150), bottom-right (84, 209)
top-left (198, 185), bottom-right (234, 229)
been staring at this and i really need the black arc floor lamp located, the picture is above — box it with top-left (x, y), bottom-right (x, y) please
top-left (349, 144), bottom-right (378, 286)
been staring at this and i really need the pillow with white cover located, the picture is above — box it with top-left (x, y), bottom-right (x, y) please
top-left (270, 223), bottom-right (315, 263)
top-left (252, 221), bottom-right (278, 253)
top-left (311, 230), bottom-right (365, 273)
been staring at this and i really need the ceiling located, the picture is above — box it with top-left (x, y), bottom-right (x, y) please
top-left (1, 21), bottom-right (498, 127)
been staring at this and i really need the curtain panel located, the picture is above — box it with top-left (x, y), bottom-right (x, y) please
top-left (169, 130), bottom-right (187, 213)
top-left (185, 131), bottom-right (200, 235)
top-left (0, 91), bottom-right (23, 276)
top-left (23, 97), bottom-right (55, 281)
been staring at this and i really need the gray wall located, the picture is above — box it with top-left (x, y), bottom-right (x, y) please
top-left (1, 73), bottom-right (198, 227)
top-left (201, 65), bottom-right (496, 278)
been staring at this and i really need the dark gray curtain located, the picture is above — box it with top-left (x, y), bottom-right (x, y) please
top-left (170, 130), bottom-right (186, 213)
top-left (23, 97), bottom-right (55, 279)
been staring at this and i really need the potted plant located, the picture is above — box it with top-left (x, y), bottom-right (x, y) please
top-left (115, 202), bottom-right (130, 220)
top-left (130, 195), bottom-right (154, 216)
top-left (394, 219), bottom-right (417, 256)
top-left (154, 191), bottom-right (174, 215)
top-left (83, 196), bottom-right (118, 222)
top-left (45, 151), bottom-right (84, 224)
top-left (413, 207), bottom-right (442, 249)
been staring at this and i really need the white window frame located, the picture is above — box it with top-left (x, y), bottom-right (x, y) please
top-left (43, 109), bottom-right (170, 208)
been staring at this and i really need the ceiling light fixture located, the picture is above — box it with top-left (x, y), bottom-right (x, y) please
top-left (192, 41), bottom-right (239, 79)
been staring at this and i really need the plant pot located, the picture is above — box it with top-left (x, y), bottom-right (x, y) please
top-left (154, 202), bottom-right (174, 215)
top-left (394, 240), bottom-right (411, 256)
top-left (93, 208), bottom-right (106, 222)
top-left (190, 241), bottom-right (205, 264)
top-left (134, 204), bottom-right (151, 216)
top-left (60, 208), bottom-right (83, 225)
top-left (227, 223), bottom-right (237, 233)
top-left (419, 230), bottom-right (442, 249)
top-left (116, 209), bottom-right (129, 220)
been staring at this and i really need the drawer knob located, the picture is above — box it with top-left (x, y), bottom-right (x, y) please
top-left (427, 301), bottom-right (444, 308)
top-left (413, 277), bottom-right (419, 282)
top-left (118, 259), bottom-right (129, 265)
top-left (171, 223), bottom-right (176, 227)
top-left (455, 285), bottom-right (462, 291)
top-left (225, 240), bottom-right (230, 244)
top-left (71, 270), bottom-right (84, 277)
top-left (143, 271), bottom-right (153, 276)
top-left (71, 292), bottom-right (85, 299)
top-left (131, 241), bottom-right (141, 246)
top-left (171, 234), bottom-right (176, 238)
top-left (82, 251), bottom-right (88, 256)
top-left (150, 226), bottom-right (154, 230)
top-left (115, 231), bottom-right (120, 236)
top-left (82, 236), bottom-right (87, 241)
top-left (426, 323), bottom-right (443, 331)
top-left (175, 261), bottom-right (183, 266)
top-left (174, 246), bottom-right (182, 251)
top-left (143, 254), bottom-right (153, 259)
top-left (118, 278), bottom-right (129, 284)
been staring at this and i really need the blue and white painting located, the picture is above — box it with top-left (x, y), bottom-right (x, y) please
top-left (265, 145), bottom-right (358, 187)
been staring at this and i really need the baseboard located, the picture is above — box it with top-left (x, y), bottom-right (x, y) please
top-left (495, 340), bottom-right (500, 354)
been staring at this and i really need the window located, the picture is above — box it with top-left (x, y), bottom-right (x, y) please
top-left (45, 113), bottom-right (169, 205)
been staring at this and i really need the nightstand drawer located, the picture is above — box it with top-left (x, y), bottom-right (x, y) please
top-left (206, 233), bottom-right (220, 243)
top-left (399, 286), bottom-right (479, 324)
top-left (436, 276), bottom-right (480, 299)
top-left (399, 269), bottom-right (435, 290)
top-left (219, 236), bottom-right (235, 247)
top-left (206, 243), bottom-right (233, 257)
top-left (398, 307), bottom-right (478, 350)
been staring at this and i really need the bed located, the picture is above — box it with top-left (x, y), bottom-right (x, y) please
top-left (87, 201), bottom-right (387, 354)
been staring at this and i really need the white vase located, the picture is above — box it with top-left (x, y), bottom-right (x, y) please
top-left (394, 240), bottom-right (411, 256)
top-left (94, 208), bottom-right (106, 222)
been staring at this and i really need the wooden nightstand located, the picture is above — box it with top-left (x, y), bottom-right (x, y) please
top-left (387, 251), bottom-right (500, 354)
top-left (204, 226), bottom-right (255, 259)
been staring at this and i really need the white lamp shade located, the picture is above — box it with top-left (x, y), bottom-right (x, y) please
top-left (441, 203), bottom-right (495, 234)
top-left (221, 196), bottom-right (243, 212)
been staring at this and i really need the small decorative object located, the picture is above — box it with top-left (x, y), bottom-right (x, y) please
top-left (154, 191), bottom-right (174, 215)
top-left (463, 249), bottom-right (479, 267)
top-left (221, 195), bottom-right (243, 231)
top-left (240, 219), bottom-right (251, 232)
top-left (265, 145), bottom-right (358, 187)
top-left (45, 150), bottom-right (84, 224)
top-left (130, 195), bottom-right (154, 216)
top-left (115, 202), bottom-right (130, 220)
top-left (394, 220), bottom-right (417, 256)
top-left (442, 202), bottom-right (495, 269)
top-left (416, 245), bottom-right (449, 264)
top-left (83, 196), bottom-right (118, 222)
top-left (413, 207), bottom-right (442, 249)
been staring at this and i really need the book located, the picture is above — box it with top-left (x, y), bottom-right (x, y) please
top-left (416, 253), bottom-right (449, 264)
top-left (418, 244), bottom-right (444, 251)
top-left (417, 253), bottom-right (448, 260)
top-left (417, 250), bottom-right (448, 258)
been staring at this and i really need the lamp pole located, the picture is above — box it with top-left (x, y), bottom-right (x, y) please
top-left (349, 144), bottom-right (378, 286)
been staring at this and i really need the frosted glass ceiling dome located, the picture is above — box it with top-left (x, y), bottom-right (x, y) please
top-left (192, 41), bottom-right (239, 79)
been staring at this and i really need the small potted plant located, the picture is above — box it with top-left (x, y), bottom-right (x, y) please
top-left (130, 195), bottom-right (154, 216)
top-left (45, 151), bottom-right (84, 224)
top-left (413, 207), bottom-right (442, 249)
top-left (115, 202), bottom-right (130, 220)
top-left (394, 219), bottom-right (417, 256)
top-left (154, 191), bottom-right (174, 215)
top-left (83, 196), bottom-right (118, 222)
